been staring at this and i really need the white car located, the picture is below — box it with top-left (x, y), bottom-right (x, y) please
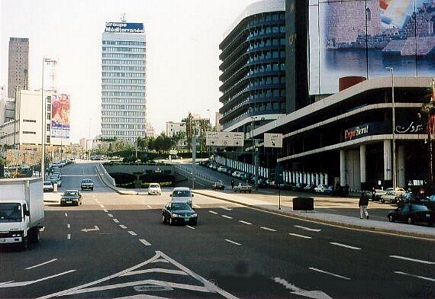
top-left (148, 183), bottom-right (162, 195)
top-left (170, 187), bottom-right (193, 207)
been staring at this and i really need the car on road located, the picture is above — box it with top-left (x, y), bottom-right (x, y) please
top-left (147, 183), bottom-right (162, 195)
top-left (60, 190), bottom-right (82, 206)
top-left (387, 203), bottom-right (435, 226)
top-left (43, 181), bottom-right (54, 192)
top-left (381, 187), bottom-right (406, 204)
top-left (170, 187), bottom-right (193, 207)
top-left (81, 178), bottom-right (94, 191)
top-left (162, 201), bottom-right (198, 226)
top-left (233, 182), bottom-right (252, 193)
top-left (212, 180), bottom-right (225, 190)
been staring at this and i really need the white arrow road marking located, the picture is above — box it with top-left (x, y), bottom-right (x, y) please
top-left (289, 233), bottom-right (312, 239)
top-left (294, 225), bottom-right (321, 232)
top-left (0, 270), bottom-right (76, 288)
top-left (274, 277), bottom-right (332, 299)
top-left (81, 226), bottom-right (100, 233)
top-left (26, 259), bottom-right (58, 270)
top-left (37, 251), bottom-right (237, 299)
top-left (394, 271), bottom-right (435, 282)
top-left (330, 242), bottom-right (361, 250)
top-left (309, 267), bottom-right (351, 280)
top-left (239, 220), bottom-right (252, 225)
top-left (390, 255), bottom-right (435, 265)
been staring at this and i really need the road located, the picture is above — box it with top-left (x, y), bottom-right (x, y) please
top-left (0, 162), bottom-right (434, 298)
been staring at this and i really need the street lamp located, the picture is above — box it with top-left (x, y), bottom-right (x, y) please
top-left (41, 58), bottom-right (57, 180)
top-left (386, 67), bottom-right (397, 190)
top-left (249, 107), bottom-right (258, 191)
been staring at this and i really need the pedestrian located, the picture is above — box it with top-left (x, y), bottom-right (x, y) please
top-left (359, 191), bottom-right (369, 219)
top-left (371, 187), bottom-right (376, 201)
top-left (231, 180), bottom-right (234, 189)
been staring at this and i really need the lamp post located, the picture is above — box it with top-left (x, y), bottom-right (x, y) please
top-left (249, 108), bottom-right (258, 191)
top-left (386, 67), bottom-right (397, 190)
top-left (41, 58), bottom-right (56, 180)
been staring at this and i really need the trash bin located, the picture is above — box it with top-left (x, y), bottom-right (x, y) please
top-left (293, 197), bottom-right (314, 211)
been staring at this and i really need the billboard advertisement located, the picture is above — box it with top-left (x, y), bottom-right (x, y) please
top-left (309, 0), bottom-right (435, 95)
top-left (51, 93), bottom-right (70, 138)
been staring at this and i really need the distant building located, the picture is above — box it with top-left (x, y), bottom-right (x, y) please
top-left (166, 121), bottom-right (186, 137)
top-left (145, 122), bottom-right (155, 138)
top-left (101, 20), bottom-right (147, 144)
top-left (8, 37), bottom-right (29, 99)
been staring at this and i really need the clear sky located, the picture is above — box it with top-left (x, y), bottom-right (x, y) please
top-left (0, 0), bottom-right (260, 143)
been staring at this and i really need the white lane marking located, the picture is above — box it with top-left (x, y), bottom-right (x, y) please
top-left (113, 219), bottom-right (119, 223)
top-left (330, 242), bottom-right (361, 250)
top-left (64, 213), bottom-right (68, 217)
top-left (390, 255), bottom-right (435, 265)
top-left (99, 205), bottom-right (104, 208)
top-left (139, 239), bottom-right (151, 246)
top-left (209, 210), bottom-right (218, 215)
top-left (309, 267), bottom-right (351, 280)
top-left (81, 226), bottom-right (99, 233)
top-left (26, 259), bottom-right (58, 270)
top-left (289, 233), bottom-right (312, 239)
top-left (39, 227), bottom-right (45, 232)
top-left (0, 270), bottom-right (76, 288)
top-left (186, 225), bottom-right (195, 230)
top-left (108, 214), bottom-right (113, 218)
top-left (225, 239), bottom-right (241, 246)
top-left (261, 226), bottom-right (277, 232)
top-left (67, 234), bottom-right (71, 240)
top-left (147, 205), bottom-right (152, 209)
top-left (394, 271), bottom-right (435, 282)
top-left (220, 206), bottom-right (232, 211)
top-left (239, 220), bottom-right (252, 225)
top-left (103, 209), bottom-right (108, 213)
top-left (119, 225), bottom-right (127, 229)
top-left (222, 215), bottom-right (233, 219)
top-left (123, 268), bottom-right (187, 276)
top-left (67, 224), bottom-right (70, 229)
top-left (294, 225), bottom-right (321, 232)
top-left (128, 231), bottom-right (137, 236)
top-left (274, 277), bottom-right (333, 299)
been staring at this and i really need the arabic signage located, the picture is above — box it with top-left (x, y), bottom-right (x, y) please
top-left (206, 132), bottom-right (244, 147)
top-left (264, 133), bottom-right (283, 148)
top-left (344, 121), bottom-right (425, 141)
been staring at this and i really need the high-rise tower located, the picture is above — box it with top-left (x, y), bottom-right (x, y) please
top-left (101, 20), bottom-right (147, 144)
top-left (8, 37), bottom-right (29, 98)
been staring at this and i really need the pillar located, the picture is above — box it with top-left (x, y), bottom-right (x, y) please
top-left (384, 140), bottom-right (392, 182)
top-left (360, 144), bottom-right (367, 187)
top-left (340, 150), bottom-right (346, 186)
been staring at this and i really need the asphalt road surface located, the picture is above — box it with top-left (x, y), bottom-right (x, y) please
top-left (0, 162), bottom-right (434, 299)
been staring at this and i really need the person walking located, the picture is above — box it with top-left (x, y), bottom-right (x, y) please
top-left (359, 191), bottom-right (369, 219)
top-left (231, 180), bottom-right (234, 189)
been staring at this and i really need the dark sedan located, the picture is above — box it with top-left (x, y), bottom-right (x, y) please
top-left (60, 190), bottom-right (82, 206)
top-left (162, 202), bottom-right (198, 226)
top-left (387, 203), bottom-right (434, 226)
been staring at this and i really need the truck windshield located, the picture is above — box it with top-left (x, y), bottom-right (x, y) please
top-left (0, 203), bottom-right (22, 222)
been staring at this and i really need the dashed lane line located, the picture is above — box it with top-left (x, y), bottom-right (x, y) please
top-left (309, 267), bottom-right (351, 280)
top-left (26, 259), bottom-right (58, 270)
top-left (128, 231), bottom-right (137, 236)
top-left (225, 239), bottom-right (241, 246)
top-left (294, 225), bottom-right (321, 232)
top-left (113, 219), bottom-right (119, 224)
top-left (289, 233), bottom-right (312, 239)
top-left (139, 239), bottom-right (151, 246)
top-left (330, 242), bottom-right (361, 250)
top-left (186, 225), bottom-right (195, 230)
top-left (390, 255), bottom-right (435, 265)
top-left (119, 225), bottom-right (127, 229)
top-left (239, 220), bottom-right (252, 225)
top-left (209, 210), bottom-right (218, 215)
top-left (394, 271), bottom-right (435, 282)
top-left (261, 226), bottom-right (277, 232)
top-left (222, 215), bottom-right (233, 219)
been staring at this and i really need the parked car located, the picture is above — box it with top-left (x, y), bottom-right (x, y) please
top-left (372, 189), bottom-right (386, 201)
top-left (425, 195), bottom-right (435, 211)
top-left (43, 181), bottom-right (54, 192)
top-left (170, 187), bottom-right (193, 207)
top-left (292, 183), bottom-right (305, 192)
top-left (314, 184), bottom-right (328, 193)
top-left (81, 179), bottom-right (94, 191)
top-left (381, 187), bottom-right (406, 204)
top-left (147, 183), bottom-right (162, 195)
top-left (233, 182), bottom-right (252, 193)
top-left (60, 190), bottom-right (82, 206)
top-left (303, 184), bottom-right (315, 193)
top-left (212, 180), bottom-right (225, 190)
top-left (387, 203), bottom-right (435, 226)
top-left (162, 201), bottom-right (198, 226)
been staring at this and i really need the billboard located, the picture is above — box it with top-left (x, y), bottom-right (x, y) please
top-left (206, 132), bottom-right (244, 147)
top-left (309, 0), bottom-right (435, 95)
top-left (51, 94), bottom-right (70, 138)
top-left (105, 22), bottom-right (145, 33)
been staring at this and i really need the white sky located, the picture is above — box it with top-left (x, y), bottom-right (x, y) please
top-left (0, 0), bottom-right (260, 143)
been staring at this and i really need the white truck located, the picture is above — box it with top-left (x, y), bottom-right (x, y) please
top-left (0, 178), bottom-right (44, 250)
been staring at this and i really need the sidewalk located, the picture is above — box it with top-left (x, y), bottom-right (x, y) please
top-left (191, 189), bottom-right (435, 241)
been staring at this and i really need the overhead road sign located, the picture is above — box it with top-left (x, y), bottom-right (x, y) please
top-left (206, 132), bottom-right (244, 147)
top-left (264, 133), bottom-right (283, 148)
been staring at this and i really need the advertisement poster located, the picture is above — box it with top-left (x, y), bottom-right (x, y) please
top-left (309, 0), bottom-right (435, 95)
top-left (51, 93), bottom-right (70, 138)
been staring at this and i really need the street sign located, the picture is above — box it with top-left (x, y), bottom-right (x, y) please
top-left (205, 131), bottom-right (245, 147)
top-left (264, 133), bottom-right (283, 148)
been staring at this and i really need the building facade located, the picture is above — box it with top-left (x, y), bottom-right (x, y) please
top-left (8, 37), bottom-right (29, 99)
top-left (218, 0), bottom-right (286, 134)
top-left (101, 21), bottom-right (147, 144)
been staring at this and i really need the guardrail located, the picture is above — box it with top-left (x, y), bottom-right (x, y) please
top-left (95, 163), bottom-right (116, 188)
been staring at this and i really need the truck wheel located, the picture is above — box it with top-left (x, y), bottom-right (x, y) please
top-left (20, 237), bottom-right (28, 251)
top-left (29, 227), bottom-right (40, 243)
